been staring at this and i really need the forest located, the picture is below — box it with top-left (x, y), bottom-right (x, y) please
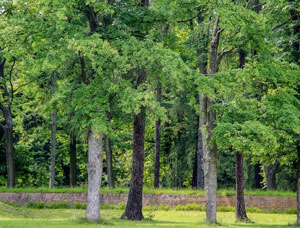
top-left (1, 0), bottom-right (300, 225)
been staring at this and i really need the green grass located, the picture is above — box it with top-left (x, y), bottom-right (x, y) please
top-left (0, 186), bottom-right (296, 197)
top-left (0, 205), bottom-right (297, 228)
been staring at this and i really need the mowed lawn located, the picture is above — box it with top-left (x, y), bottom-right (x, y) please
top-left (0, 208), bottom-right (297, 228)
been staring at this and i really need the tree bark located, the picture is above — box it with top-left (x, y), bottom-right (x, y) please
top-left (86, 130), bottom-right (104, 221)
top-left (235, 152), bottom-right (248, 221)
top-left (0, 58), bottom-right (15, 188)
top-left (105, 136), bottom-right (114, 188)
top-left (49, 75), bottom-right (57, 188)
top-left (203, 16), bottom-right (221, 223)
top-left (121, 107), bottom-right (146, 220)
top-left (4, 112), bottom-right (14, 188)
top-left (121, 69), bottom-right (147, 221)
top-left (235, 49), bottom-right (248, 221)
top-left (154, 82), bottom-right (161, 189)
top-left (69, 133), bottom-right (77, 187)
top-left (264, 161), bottom-right (279, 190)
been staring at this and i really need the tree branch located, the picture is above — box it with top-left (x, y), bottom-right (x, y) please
top-left (177, 9), bottom-right (207, 23)
top-left (272, 17), bottom-right (292, 31)
top-left (9, 58), bottom-right (16, 104)
top-left (217, 48), bottom-right (233, 65)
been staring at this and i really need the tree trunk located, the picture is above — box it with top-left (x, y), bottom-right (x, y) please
top-left (235, 152), bottom-right (248, 221)
top-left (105, 136), bottom-right (114, 188)
top-left (235, 50), bottom-right (248, 221)
top-left (264, 161), bottom-right (279, 190)
top-left (203, 16), bottom-right (221, 223)
top-left (69, 133), bottom-right (77, 187)
top-left (297, 141), bottom-right (300, 225)
top-left (4, 113), bottom-right (14, 188)
top-left (121, 67), bottom-right (147, 221)
top-left (121, 107), bottom-right (146, 220)
top-left (86, 130), bottom-right (104, 221)
top-left (154, 82), bottom-right (162, 189)
top-left (197, 95), bottom-right (205, 189)
top-left (0, 59), bottom-right (15, 188)
top-left (254, 163), bottom-right (263, 189)
top-left (49, 75), bottom-right (57, 188)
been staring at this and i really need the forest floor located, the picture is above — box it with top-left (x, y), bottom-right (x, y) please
top-left (0, 206), bottom-right (296, 228)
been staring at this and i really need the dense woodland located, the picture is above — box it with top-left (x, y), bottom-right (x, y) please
top-left (1, 0), bottom-right (300, 224)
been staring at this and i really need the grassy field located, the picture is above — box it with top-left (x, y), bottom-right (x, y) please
top-left (0, 186), bottom-right (296, 197)
top-left (0, 202), bottom-right (297, 228)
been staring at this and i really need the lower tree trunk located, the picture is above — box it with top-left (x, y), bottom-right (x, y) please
top-left (121, 108), bottom-right (146, 221)
top-left (154, 119), bottom-right (161, 188)
top-left (86, 130), bottom-right (104, 221)
top-left (264, 161), bottom-right (279, 190)
top-left (49, 75), bottom-right (56, 188)
top-left (105, 136), bottom-right (114, 189)
top-left (49, 110), bottom-right (56, 188)
top-left (197, 94), bottom-right (205, 189)
top-left (203, 98), bottom-right (217, 223)
top-left (235, 152), bottom-right (248, 221)
top-left (70, 133), bottom-right (77, 187)
top-left (297, 141), bottom-right (300, 225)
top-left (5, 114), bottom-right (14, 188)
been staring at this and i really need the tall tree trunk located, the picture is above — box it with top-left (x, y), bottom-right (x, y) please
top-left (0, 59), bottom-right (15, 188)
top-left (264, 161), bottom-right (279, 190)
top-left (154, 82), bottom-right (161, 189)
top-left (235, 50), bottom-right (248, 221)
top-left (121, 107), bottom-right (146, 220)
top-left (203, 16), bottom-right (222, 223)
top-left (105, 136), bottom-right (114, 188)
top-left (49, 75), bottom-right (57, 188)
top-left (121, 68), bottom-right (147, 221)
top-left (4, 112), bottom-right (14, 188)
top-left (69, 133), bottom-right (77, 187)
top-left (86, 130), bottom-right (104, 221)
top-left (235, 152), bottom-right (248, 221)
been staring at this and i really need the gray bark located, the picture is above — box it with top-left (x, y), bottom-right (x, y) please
top-left (105, 136), bottom-right (114, 188)
top-left (86, 130), bottom-right (104, 221)
top-left (203, 16), bottom-right (222, 223)
top-left (49, 75), bottom-right (57, 188)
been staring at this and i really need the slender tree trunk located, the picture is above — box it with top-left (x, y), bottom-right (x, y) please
top-left (154, 82), bottom-right (161, 189)
top-left (86, 130), bottom-right (104, 221)
top-left (235, 50), bottom-right (248, 221)
top-left (4, 113), bottom-right (14, 188)
top-left (235, 152), bottom-right (248, 221)
top-left (105, 136), bottom-right (114, 188)
top-left (203, 16), bottom-right (221, 223)
top-left (49, 75), bottom-right (57, 188)
top-left (70, 133), bottom-right (77, 187)
top-left (264, 161), bottom-right (279, 190)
